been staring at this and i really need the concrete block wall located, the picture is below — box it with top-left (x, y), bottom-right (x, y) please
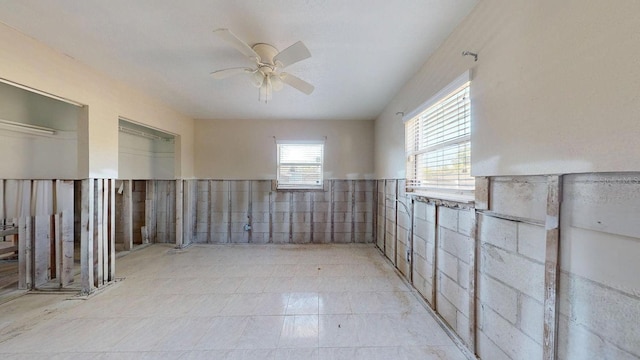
top-left (412, 201), bottom-right (436, 307)
top-left (437, 207), bottom-right (474, 346)
top-left (378, 173), bottom-right (640, 360)
top-left (558, 174), bottom-right (640, 359)
top-left (147, 179), bottom-right (376, 244)
top-left (476, 214), bottom-right (545, 359)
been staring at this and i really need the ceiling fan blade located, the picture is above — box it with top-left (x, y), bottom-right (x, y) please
top-left (210, 67), bottom-right (252, 79)
top-left (281, 73), bottom-right (314, 95)
top-left (273, 41), bottom-right (311, 68)
top-left (213, 28), bottom-right (260, 61)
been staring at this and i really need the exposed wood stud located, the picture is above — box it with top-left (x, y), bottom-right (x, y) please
top-left (468, 210), bottom-right (479, 353)
top-left (60, 209), bottom-right (74, 287)
top-left (123, 180), bottom-right (133, 251)
top-left (208, 180), bottom-right (213, 243)
top-left (109, 179), bottom-right (116, 281)
top-left (18, 216), bottom-right (32, 290)
top-left (383, 180), bottom-right (387, 255)
top-left (33, 215), bottom-right (50, 287)
top-left (175, 180), bottom-right (184, 247)
top-left (248, 181), bottom-right (253, 243)
top-left (475, 176), bottom-right (490, 211)
top-left (95, 179), bottom-right (104, 286)
top-left (80, 179), bottom-right (95, 294)
top-left (310, 188), bottom-right (315, 243)
top-left (330, 180), bottom-right (335, 243)
top-left (227, 181), bottom-right (232, 243)
top-left (543, 175), bottom-right (562, 360)
top-left (432, 205), bottom-right (439, 310)
top-left (268, 189), bottom-right (273, 243)
top-left (289, 190), bottom-right (293, 242)
top-left (351, 180), bottom-right (356, 243)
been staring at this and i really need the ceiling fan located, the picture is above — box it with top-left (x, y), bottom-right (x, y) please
top-left (211, 28), bottom-right (315, 102)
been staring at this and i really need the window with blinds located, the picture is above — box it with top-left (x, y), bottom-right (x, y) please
top-left (405, 73), bottom-right (473, 199)
top-left (277, 142), bottom-right (324, 189)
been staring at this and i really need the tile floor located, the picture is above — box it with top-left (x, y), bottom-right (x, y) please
top-left (0, 244), bottom-right (469, 359)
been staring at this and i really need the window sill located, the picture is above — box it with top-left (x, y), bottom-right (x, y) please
top-left (407, 189), bottom-right (475, 206)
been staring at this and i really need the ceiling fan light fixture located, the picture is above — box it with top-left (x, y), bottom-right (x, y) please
top-left (250, 70), bottom-right (265, 87)
top-left (270, 74), bottom-right (284, 91)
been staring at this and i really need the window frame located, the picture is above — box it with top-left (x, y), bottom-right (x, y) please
top-left (276, 140), bottom-right (325, 190)
top-left (404, 70), bottom-right (474, 202)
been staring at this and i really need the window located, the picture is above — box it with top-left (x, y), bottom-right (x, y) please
top-left (277, 141), bottom-right (324, 189)
top-left (405, 71), bottom-right (473, 200)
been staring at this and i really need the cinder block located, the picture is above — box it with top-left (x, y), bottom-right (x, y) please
top-left (313, 202), bottom-right (329, 212)
top-left (414, 253), bottom-right (432, 281)
top-left (333, 201), bottom-right (350, 212)
top-left (559, 272), bottom-right (640, 355)
top-left (291, 213), bottom-right (308, 223)
top-left (209, 180), bottom-right (227, 192)
top-left (272, 222), bottom-right (290, 233)
top-left (292, 223), bottom-right (311, 233)
top-left (251, 180), bottom-right (271, 192)
top-left (252, 200), bottom-right (270, 212)
top-left (481, 243), bottom-right (545, 302)
top-left (436, 291), bottom-right (458, 331)
top-left (482, 306), bottom-right (542, 360)
top-left (458, 209), bottom-right (475, 237)
top-left (439, 227), bottom-right (472, 263)
top-left (479, 214), bottom-right (517, 253)
top-left (437, 248), bottom-right (459, 282)
top-left (251, 222), bottom-right (269, 233)
top-left (335, 232), bottom-right (354, 243)
top-left (274, 202), bottom-right (290, 212)
top-left (490, 176), bottom-right (547, 222)
top-left (414, 202), bottom-right (427, 220)
top-left (558, 314), bottom-right (639, 360)
top-left (313, 191), bottom-right (331, 202)
top-left (312, 232), bottom-right (331, 243)
top-left (231, 212), bottom-right (249, 223)
top-left (476, 331), bottom-right (511, 360)
top-left (292, 232), bottom-right (311, 243)
top-left (414, 235), bottom-right (427, 259)
top-left (272, 233), bottom-right (289, 243)
top-left (438, 271), bottom-right (468, 317)
top-left (333, 180), bottom-right (350, 192)
top-left (438, 206), bottom-right (459, 231)
top-left (519, 294), bottom-right (543, 344)
top-left (517, 222), bottom-right (545, 263)
top-left (478, 274), bottom-right (518, 324)
top-left (456, 311), bottom-right (471, 345)
top-left (229, 180), bottom-right (249, 192)
top-left (457, 261), bottom-right (469, 290)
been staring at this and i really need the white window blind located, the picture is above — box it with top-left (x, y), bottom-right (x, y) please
top-left (277, 142), bottom-right (324, 189)
top-left (405, 74), bottom-right (473, 198)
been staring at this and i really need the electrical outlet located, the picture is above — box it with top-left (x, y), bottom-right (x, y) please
top-left (243, 224), bottom-right (251, 231)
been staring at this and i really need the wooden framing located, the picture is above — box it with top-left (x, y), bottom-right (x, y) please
top-left (468, 210), bottom-right (479, 353)
top-left (543, 175), bottom-right (562, 360)
top-left (80, 179), bottom-right (94, 294)
top-left (175, 179), bottom-right (184, 247)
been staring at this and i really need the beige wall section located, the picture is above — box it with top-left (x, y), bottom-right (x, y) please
top-left (375, 0), bottom-right (640, 178)
top-left (0, 22), bottom-right (194, 179)
top-left (194, 119), bottom-right (374, 179)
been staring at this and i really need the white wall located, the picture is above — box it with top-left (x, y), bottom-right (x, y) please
top-left (375, 0), bottom-right (640, 178)
top-left (194, 119), bottom-right (375, 180)
top-left (0, 22), bottom-right (195, 179)
top-left (118, 132), bottom-right (175, 180)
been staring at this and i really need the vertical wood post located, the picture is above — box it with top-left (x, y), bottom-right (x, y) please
top-left (109, 179), bottom-right (116, 281)
top-left (60, 209), bottom-right (74, 287)
top-left (468, 211), bottom-right (479, 353)
top-left (34, 215), bottom-right (50, 287)
top-left (175, 180), bottom-right (184, 247)
top-left (123, 180), bottom-right (133, 251)
top-left (432, 206), bottom-right (439, 310)
top-left (80, 179), bottom-right (95, 294)
top-left (543, 175), bottom-right (562, 360)
top-left (95, 179), bottom-right (104, 286)
top-left (18, 216), bottom-right (33, 290)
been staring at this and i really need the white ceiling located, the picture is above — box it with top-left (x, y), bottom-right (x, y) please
top-left (0, 0), bottom-right (477, 121)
